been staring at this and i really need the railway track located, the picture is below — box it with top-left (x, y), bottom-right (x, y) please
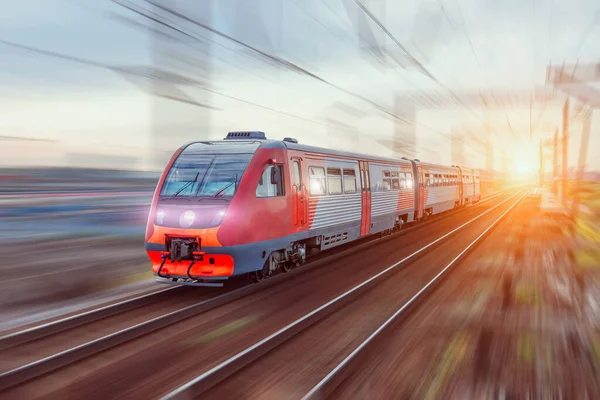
top-left (162, 190), bottom-right (528, 400)
top-left (1, 189), bottom-right (506, 346)
top-left (0, 189), bottom-right (519, 397)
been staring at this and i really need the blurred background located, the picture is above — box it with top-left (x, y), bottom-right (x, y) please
top-left (1, 0), bottom-right (599, 326)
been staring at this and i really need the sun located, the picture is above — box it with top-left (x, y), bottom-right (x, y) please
top-left (515, 162), bottom-right (537, 176)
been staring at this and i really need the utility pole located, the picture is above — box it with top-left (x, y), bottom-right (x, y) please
top-left (572, 111), bottom-right (593, 220)
top-left (561, 99), bottom-right (569, 204)
top-left (552, 128), bottom-right (559, 196)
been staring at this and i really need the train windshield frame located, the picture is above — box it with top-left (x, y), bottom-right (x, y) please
top-left (159, 152), bottom-right (254, 199)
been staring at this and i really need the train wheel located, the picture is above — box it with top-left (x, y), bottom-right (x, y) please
top-left (253, 270), bottom-right (267, 282)
top-left (281, 262), bottom-right (292, 273)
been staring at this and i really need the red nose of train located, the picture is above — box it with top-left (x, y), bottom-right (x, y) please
top-left (145, 205), bottom-right (235, 279)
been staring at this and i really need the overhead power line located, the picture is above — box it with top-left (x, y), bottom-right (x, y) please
top-left (135, 0), bottom-right (415, 124)
top-left (352, 0), bottom-right (481, 119)
top-left (442, 0), bottom-right (519, 138)
top-left (0, 39), bottom-right (352, 133)
top-left (124, 0), bottom-right (482, 150)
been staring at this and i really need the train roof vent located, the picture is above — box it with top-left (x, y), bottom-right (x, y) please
top-left (414, 158), bottom-right (421, 162)
top-left (401, 157), bottom-right (408, 160)
top-left (283, 137), bottom-right (298, 144)
top-left (225, 131), bottom-right (266, 140)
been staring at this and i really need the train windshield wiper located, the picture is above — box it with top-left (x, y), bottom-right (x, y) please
top-left (212, 174), bottom-right (238, 198)
top-left (172, 172), bottom-right (199, 198)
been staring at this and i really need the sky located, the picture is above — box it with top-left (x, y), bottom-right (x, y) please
top-left (0, 0), bottom-right (599, 173)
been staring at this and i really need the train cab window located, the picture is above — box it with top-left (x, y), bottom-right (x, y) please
top-left (292, 161), bottom-right (301, 192)
top-left (309, 166), bottom-right (326, 196)
top-left (383, 170), bottom-right (392, 191)
top-left (391, 171), bottom-right (400, 190)
top-left (424, 173), bottom-right (431, 186)
top-left (399, 172), bottom-right (407, 190)
top-left (327, 168), bottom-right (343, 195)
top-left (256, 164), bottom-right (285, 198)
top-left (343, 169), bottom-right (357, 193)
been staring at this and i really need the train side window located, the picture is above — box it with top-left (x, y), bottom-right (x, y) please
top-left (327, 168), bottom-right (343, 195)
top-left (391, 171), bottom-right (400, 190)
top-left (406, 172), bottom-right (414, 189)
top-left (399, 172), bottom-right (407, 190)
top-left (256, 164), bottom-right (285, 198)
top-left (343, 169), bottom-right (357, 194)
top-left (292, 161), bottom-right (301, 192)
top-left (425, 173), bottom-right (431, 186)
top-left (309, 166), bottom-right (326, 196)
top-left (383, 170), bottom-right (392, 191)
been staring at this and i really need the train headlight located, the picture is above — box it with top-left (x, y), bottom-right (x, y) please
top-left (211, 209), bottom-right (226, 226)
top-left (179, 210), bottom-right (196, 228)
top-left (155, 208), bottom-right (165, 225)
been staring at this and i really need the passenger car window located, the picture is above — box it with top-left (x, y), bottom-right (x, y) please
top-left (343, 169), bottom-right (357, 193)
top-left (399, 172), bottom-right (407, 190)
top-left (309, 166), bottom-right (326, 195)
top-left (383, 170), bottom-right (391, 191)
top-left (406, 172), bottom-right (413, 189)
top-left (327, 168), bottom-right (342, 195)
top-left (391, 171), bottom-right (400, 190)
top-left (256, 164), bottom-right (285, 197)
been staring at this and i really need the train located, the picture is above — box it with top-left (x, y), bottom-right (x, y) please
top-left (145, 131), bottom-right (481, 286)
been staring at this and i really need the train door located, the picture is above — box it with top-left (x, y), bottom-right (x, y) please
top-left (359, 161), bottom-right (371, 236)
top-left (291, 157), bottom-right (306, 227)
top-left (416, 165), bottom-right (425, 220)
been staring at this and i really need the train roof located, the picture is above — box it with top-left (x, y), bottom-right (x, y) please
top-left (184, 134), bottom-right (479, 173)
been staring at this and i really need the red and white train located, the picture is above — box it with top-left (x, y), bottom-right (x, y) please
top-left (145, 131), bottom-right (481, 286)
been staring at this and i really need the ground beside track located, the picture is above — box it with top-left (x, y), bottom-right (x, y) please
top-left (326, 190), bottom-right (600, 399)
top-left (0, 191), bottom-right (520, 399)
top-left (197, 190), bottom-right (525, 400)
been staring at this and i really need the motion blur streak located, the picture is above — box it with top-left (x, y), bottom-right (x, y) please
top-left (0, 0), bottom-right (599, 398)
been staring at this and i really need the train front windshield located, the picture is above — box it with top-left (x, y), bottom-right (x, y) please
top-left (160, 153), bottom-right (253, 198)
